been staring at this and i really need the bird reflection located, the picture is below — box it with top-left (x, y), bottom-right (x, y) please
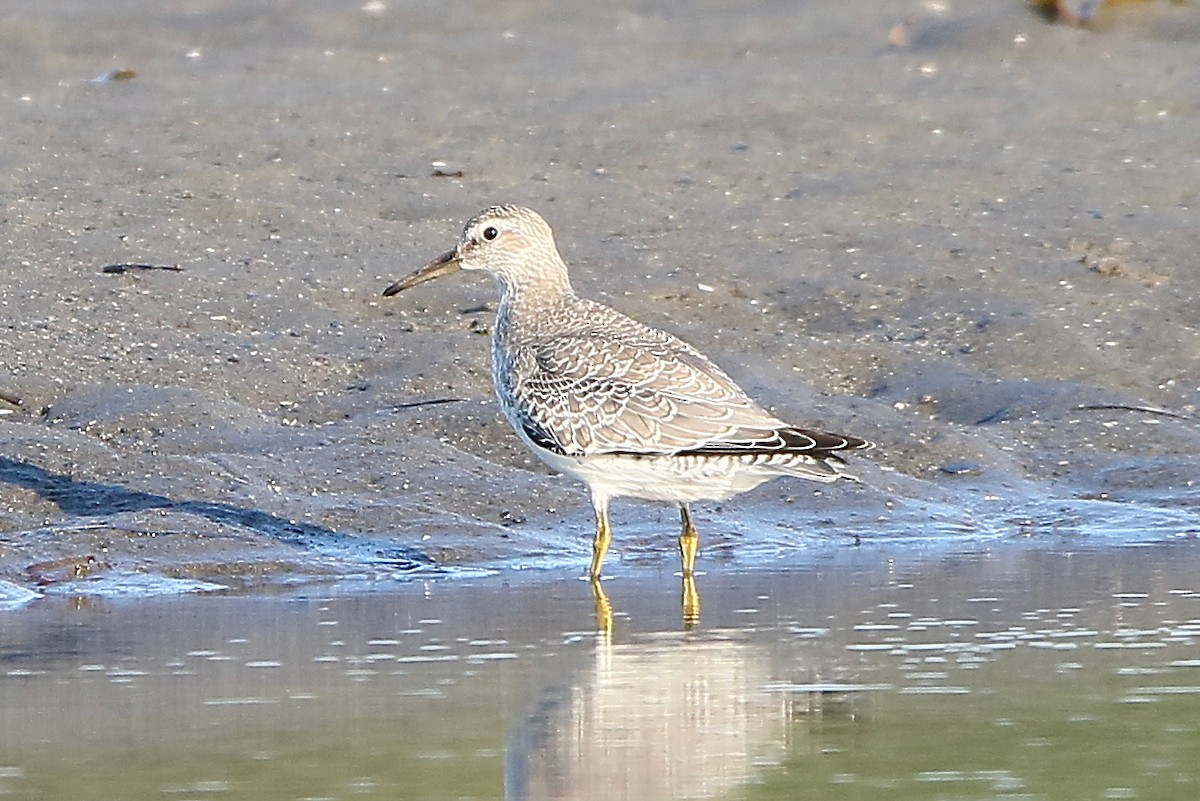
top-left (506, 628), bottom-right (788, 801)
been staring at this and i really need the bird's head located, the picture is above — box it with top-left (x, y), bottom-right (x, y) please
top-left (382, 205), bottom-right (569, 298)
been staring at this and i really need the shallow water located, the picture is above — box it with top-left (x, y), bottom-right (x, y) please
top-left (4, 535), bottom-right (1200, 801)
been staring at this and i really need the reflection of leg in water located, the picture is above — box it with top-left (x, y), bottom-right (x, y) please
top-left (682, 573), bottom-right (701, 629)
top-left (678, 505), bottom-right (701, 627)
top-left (591, 578), bottom-right (614, 639)
top-left (678, 504), bottom-right (699, 576)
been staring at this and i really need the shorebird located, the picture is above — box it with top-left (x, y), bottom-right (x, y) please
top-left (383, 205), bottom-right (872, 580)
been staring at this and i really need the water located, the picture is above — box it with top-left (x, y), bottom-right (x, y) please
top-left (4, 535), bottom-right (1199, 801)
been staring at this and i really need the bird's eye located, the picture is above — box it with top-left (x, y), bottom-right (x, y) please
top-left (482, 226), bottom-right (499, 241)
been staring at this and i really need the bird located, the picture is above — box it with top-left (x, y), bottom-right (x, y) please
top-left (382, 205), bottom-right (872, 581)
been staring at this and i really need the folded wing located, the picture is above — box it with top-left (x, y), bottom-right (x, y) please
top-left (505, 330), bottom-right (870, 460)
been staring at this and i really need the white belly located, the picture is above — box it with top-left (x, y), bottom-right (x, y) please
top-left (532, 446), bottom-right (780, 505)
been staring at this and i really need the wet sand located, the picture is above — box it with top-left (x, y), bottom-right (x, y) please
top-left (1, 2), bottom-right (1199, 593)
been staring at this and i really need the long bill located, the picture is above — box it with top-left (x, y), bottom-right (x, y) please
top-left (381, 249), bottom-right (461, 297)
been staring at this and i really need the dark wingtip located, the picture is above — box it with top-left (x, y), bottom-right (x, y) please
top-left (781, 428), bottom-right (873, 454)
top-left (670, 426), bottom-right (873, 458)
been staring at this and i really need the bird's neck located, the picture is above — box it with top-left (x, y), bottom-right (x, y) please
top-left (493, 268), bottom-right (575, 316)
top-left (492, 269), bottom-right (577, 352)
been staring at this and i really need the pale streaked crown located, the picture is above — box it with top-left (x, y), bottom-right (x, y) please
top-left (453, 205), bottom-right (572, 294)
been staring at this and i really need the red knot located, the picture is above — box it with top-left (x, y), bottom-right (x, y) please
top-left (383, 205), bottom-right (872, 581)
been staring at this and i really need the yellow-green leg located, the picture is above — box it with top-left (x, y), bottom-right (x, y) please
top-left (678, 503), bottom-right (699, 577)
top-left (589, 498), bottom-right (613, 580)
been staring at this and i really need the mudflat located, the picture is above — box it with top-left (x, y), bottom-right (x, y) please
top-left (1, 0), bottom-right (1198, 595)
